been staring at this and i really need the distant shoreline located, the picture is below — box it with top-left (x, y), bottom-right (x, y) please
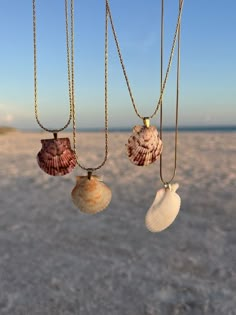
top-left (0, 126), bottom-right (17, 134)
top-left (19, 125), bottom-right (236, 133)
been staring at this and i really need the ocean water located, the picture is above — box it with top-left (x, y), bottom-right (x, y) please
top-left (108, 125), bottom-right (236, 133)
top-left (23, 125), bottom-right (236, 133)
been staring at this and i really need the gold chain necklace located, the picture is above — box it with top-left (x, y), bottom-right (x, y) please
top-left (70, 1), bottom-right (112, 214)
top-left (145, 0), bottom-right (183, 233)
top-left (106, 0), bottom-right (184, 167)
top-left (33, 0), bottom-right (76, 176)
top-left (160, 0), bottom-right (181, 186)
top-left (71, 6), bottom-right (109, 173)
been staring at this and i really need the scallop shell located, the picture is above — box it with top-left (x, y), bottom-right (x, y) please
top-left (37, 137), bottom-right (76, 176)
top-left (145, 183), bottom-right (181, 232)
top-left (71, 175), bottom-right (112, 214)
top-left (126, 125), bottom-right (163, 166)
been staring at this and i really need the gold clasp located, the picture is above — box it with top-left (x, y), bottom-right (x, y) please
top-left (143, 117), bottom-right (150, 128)
top-left (164, 182), bottom-right (171, 191)
top-left (87, 169), bottom-right (93, 180)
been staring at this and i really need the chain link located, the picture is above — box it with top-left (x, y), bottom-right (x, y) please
top-left (160, 0), bottom-right (183, 185)
top-left (71, 0), bottom-right (109, 172)
top-left (32, 0), bottom-right (73, 133)
top-left (106, 0), bottom-right (184, 120)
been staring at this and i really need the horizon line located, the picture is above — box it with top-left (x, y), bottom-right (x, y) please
top-left (17, 124), bottom-right (236, 132)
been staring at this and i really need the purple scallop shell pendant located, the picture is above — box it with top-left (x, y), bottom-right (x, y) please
top-left (37, 133), bottom-right (77, 176)
top-left (126, 120), bottom-right (163, 166)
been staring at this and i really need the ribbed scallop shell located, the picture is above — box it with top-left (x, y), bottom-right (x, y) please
top-left (71, 175), bottom-right (112, 214)
top-left (37, 137), bottom-right (76, 176)
top-left (126, 125), bottom-right (163, 166)
top-left (145, 183), bottom-right (181, 232)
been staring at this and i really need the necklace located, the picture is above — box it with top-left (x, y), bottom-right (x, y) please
top-left (106, 0), bottom-right (184, 166)
top-left (32, 0), bottom-right (76, 176)
top-left (70, 0), bottom-right (112, 214)
top-left (145, 0), bottom-right (183, 233)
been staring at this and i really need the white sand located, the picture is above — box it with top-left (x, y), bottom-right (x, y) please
top-left (0, 131), bottom-right (235, 315)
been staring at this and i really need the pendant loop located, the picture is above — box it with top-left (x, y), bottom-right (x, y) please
top-left (143, 117), bottom-right (150, 128)
top-left (164, 182), bottom-right (171, 190)
top-left (87, 169), bottom-right (93, 180)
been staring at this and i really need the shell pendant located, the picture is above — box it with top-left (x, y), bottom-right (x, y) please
top-left (145, 183), bottom-right (181, 232)
top-left (71, 175), bottom-right (112, 214)
top-left (126, 123), bottom-right (163, 166)
top-left (37, 134), bottom-right (76, 176)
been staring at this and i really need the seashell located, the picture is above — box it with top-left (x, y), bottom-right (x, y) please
top-left (37, 137), bottom-right (76, 176)
top-left (126, 125), bottom-right (163, 166)
top-left (71, 175), bottom-right (112, 214)
top-left (145, 183), bottom-right (181, 232)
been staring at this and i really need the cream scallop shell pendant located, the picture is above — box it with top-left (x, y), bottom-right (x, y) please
top-left (126, 125), bottom-right (163, 166)
top-left (145, 183), bottom-right (181, 232)
top-left (71, 175), bottom-right (112, 214)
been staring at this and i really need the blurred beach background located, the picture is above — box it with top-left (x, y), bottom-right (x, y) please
top-left (0, 0), bottom-right (236, 314)
top-left (0, 129), bottom-right (235, 314)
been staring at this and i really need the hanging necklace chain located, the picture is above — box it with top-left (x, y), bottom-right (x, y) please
top-left (106, 0), bottom-right (184, 120)
top-left (160, 0), bottom-right (182, 186)
top-left (65, 0), bottom-right (74, 121)
top-left (71, 0), bottom-right (109, 172)
top-left (32, 0), bottom-right (73, 133)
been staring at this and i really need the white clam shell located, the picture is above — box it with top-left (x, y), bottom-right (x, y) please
top-left (145, 183), bottom-right (181, 232)
top-left (71, 175), bottom-right (112, 214)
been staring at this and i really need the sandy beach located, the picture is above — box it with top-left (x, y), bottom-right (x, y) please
top-left (0, 130), bottom-right (235, 315)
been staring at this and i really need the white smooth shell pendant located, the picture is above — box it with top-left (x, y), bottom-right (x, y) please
top-left (145, 183), bottom-right (181, 232)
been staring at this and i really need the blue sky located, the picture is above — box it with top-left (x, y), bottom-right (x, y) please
top-left (0, 0), bottom-right (235, 129)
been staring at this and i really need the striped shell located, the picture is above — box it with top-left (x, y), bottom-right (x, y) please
top-left (71, 175), bottom-right (112, 214)
top-left (126, 125), bottom-right (163, 166)
top-left (37, 137), bottom-right (76, 176)
top-left (145, 183), bottom-right (181, 232)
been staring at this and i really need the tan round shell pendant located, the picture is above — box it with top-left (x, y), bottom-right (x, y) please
top-left (71, 175), bottom-right (112, 214)
top-left (126, 125), bottom-right (163, 166)
top-left (37, 137), bottom-right (76, 176)
top-left (145, 183), bottom-right (181, 232)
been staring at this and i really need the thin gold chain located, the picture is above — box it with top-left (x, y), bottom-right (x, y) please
top-left (71, 0), bottom-right (109, 172)
top-left (65, 0), bottom-right (74, 118)
top-left (106, 0), bottom-right (184, 120)
top-left (32, 0), bottom-right (73, 133)
top-left (160, 0), bottom-right (182, 185)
